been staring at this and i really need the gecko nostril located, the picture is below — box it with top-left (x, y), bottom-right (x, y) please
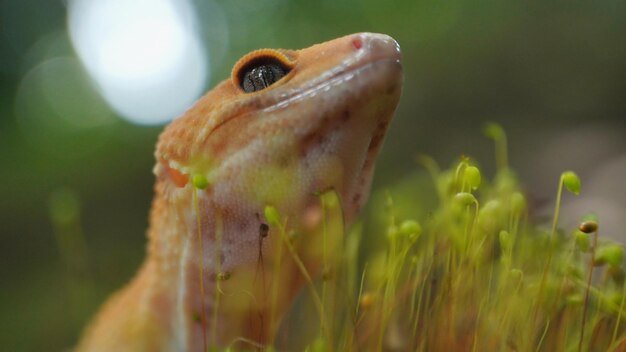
top-left (352, 38), bottom-right (363, 50)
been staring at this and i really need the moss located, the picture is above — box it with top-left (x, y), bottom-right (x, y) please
top-left (208, 124), bottom-right (626, 351)
top-left (323, 125), bottom-right (624, 352)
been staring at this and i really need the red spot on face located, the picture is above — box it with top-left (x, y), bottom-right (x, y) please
top-left (162, 161), bottom-right (189, 188)
top-left (352, 38), bottom-right (363, 50)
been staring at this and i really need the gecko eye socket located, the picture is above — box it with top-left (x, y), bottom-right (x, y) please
top-left (239, 57), bottom-right (289, 93)
top-left (234, 54), bottom-right (292, 93)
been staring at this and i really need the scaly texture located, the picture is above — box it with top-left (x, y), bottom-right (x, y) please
top-left (77, 33), bottom-right (403, 351)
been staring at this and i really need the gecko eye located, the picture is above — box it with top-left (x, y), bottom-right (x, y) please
top-left (239, 57), bottom-right (289, 93)
top-left (233, 51), bottom-right (293, 93)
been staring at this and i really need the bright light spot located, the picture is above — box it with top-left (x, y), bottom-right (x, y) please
top-left (68, 0), bottom-right (208, 125)
top-left (98, 18), bottom-right (185, 82)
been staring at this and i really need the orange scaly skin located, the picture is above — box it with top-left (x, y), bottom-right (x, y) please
top-left (77, 33), bottom-right (402, 351)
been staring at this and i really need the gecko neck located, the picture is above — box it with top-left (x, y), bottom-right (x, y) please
top-left (145, 180), bottom-right (279, 350)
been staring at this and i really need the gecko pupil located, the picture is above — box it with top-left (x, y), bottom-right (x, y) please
top-left (240, 58), bottom-right (288, 93)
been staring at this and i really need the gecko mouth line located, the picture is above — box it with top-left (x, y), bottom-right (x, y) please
top-left (262, 58), bottom-right (402, 113)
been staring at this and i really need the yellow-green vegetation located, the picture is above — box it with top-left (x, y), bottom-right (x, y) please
top-left (53, 124), bottom-right (626, 351)
top-left (250, 124), bottom-right (626, 352)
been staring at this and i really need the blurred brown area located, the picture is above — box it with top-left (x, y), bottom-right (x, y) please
top-left (1, 0), bottom-right (625, 350)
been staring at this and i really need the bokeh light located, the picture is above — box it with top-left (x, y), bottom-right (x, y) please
top-left (67, 0), bottom-right (208, 125)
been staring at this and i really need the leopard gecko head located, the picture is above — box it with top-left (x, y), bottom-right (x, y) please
top-left (155, 32), bottom-right (402, 228)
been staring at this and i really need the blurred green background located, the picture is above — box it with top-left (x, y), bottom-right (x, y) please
top-left (1, 0), bottom-right (625, 350)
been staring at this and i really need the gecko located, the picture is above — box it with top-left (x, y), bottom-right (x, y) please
top-left (76, 32), bottom-right (403, 351)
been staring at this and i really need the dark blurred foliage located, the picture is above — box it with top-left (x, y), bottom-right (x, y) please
top-left (1, 0), bottom-right (625, 350)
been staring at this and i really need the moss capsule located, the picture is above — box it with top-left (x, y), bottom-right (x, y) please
top-left (562, 171), bottom-right (581, 195)
top-left (264, 205), bottom-right (282, 226)
top-left (465, 166), bottom-right (481, 190)
top-left (454, 192), bottom-right (477, 206)
top-left (191, 174), bottom-right (209, 190)
top-left (399, 219), bottom-right (422, 238)
top-left (578, 220), bottom-right (598, 234)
